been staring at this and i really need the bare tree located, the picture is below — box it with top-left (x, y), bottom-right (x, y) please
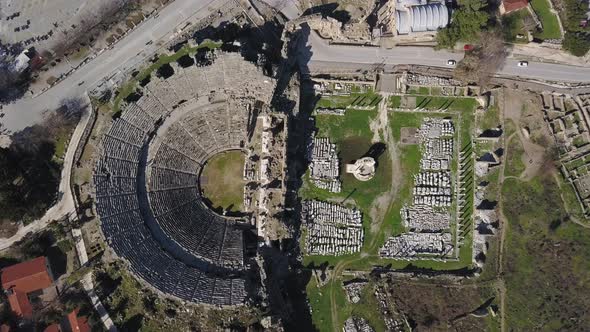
top-left (454, 30), bottom-right (508, 87)
top-left (523, 14), bottom-right (538, 32)
top-left (50, 0), bottom-right (134, 57)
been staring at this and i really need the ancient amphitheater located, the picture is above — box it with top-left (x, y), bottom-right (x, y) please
top-left (93, 51), bottom-right (276, 305)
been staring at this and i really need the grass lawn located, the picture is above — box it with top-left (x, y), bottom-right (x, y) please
top-left (200, 150), bottom-right (245, 212)
top-left (314, 91), bottom-right (382, 110)
top-left (478, 104), bottom-right (501, 131)
top-left (307, 276), bottom-right (387, 332)
top-left (407, 86), bottom-right (430, 95)
top-left (52, 132), bottom-right (68, 163)
top-left (415, 96), bottom-right (479, 112)
top-left (530, 0), bottom-right (562, 39)
top-left (69, 46), bottom-right (90, 60)
top-left (389, 96), bottom-right (402, 108)
top-left (303, 95), bottom-right (478, 269)
top-left (502, 175), bottom-right (590, 329)
top-left (504, 135), bottom-right (526, 177)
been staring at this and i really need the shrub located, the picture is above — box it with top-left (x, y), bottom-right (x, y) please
top-left (563, 32), bottom-right (590, 57)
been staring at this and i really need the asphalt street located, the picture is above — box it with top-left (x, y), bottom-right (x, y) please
top-left (305, 32), bottom-right (590, 83)
top-left (1, 0), bottom-right (227, 132)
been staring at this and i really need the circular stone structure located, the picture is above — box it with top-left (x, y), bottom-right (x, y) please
top-left (345, 157), bottom-right (376, 181)
top-left (94, 52), bottom-right (276, 305)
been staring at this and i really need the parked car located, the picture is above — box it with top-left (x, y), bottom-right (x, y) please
top-left (517, 61), bottom-right (529, 67)
top-left (447, 59), bottom-right (457, 66)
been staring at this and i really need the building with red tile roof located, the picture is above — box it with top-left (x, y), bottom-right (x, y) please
top-left (66, 309), bottom-right (91, 332)
top-left (1, 256), bottom-right (53, 318)
top-left (42, 309), bottom-right (91, 332)
top-left (500, 0), bottom-right (529, 14)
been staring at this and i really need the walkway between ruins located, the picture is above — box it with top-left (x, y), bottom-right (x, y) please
top-left (72, 228), bottom-right (118, 332)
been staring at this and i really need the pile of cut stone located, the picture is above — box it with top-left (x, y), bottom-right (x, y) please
top-left (343, 279), bottom-right (367, 303)
top-left (379, 232), bottom-right (453, 257)
top-left (401, 205), bottom-right (450, 231)
top-left (344, 316), bottom-right (375, 332)
top-left (302, 200), bottom-right (363, 255)
top-left (413, 171), bottom-right (452, 207)
top-left (414, 118), bottom-right (454, 207)
top-left (307, 137), bottom-right (342, 192)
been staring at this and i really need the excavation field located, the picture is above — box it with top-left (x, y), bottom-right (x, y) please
top-left (303, 92), bottom-right (480, 332)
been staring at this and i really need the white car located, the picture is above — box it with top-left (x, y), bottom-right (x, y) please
top-left (447, 59), bottom-right (456, 66)
top-left (517, 61), bottom-right (529, 67)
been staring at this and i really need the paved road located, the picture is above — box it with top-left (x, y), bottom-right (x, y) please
top-left (2, 0), bottom-right (590, 133)
top-left (304, 31), bottom-right (590, 83)
top-left (1, 0), bottom-right (228, 132)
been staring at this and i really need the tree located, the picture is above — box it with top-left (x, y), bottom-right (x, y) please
top-left (0, 98), bottom-right (84, 224)
top-left (454, 30), bottom-right (508, 87)
top-left (436, 0), bottom-right (491, 49)
top-left (561, 0), bottom-right (590, 33)
top-left (563, 32), bottom-right (590, 57)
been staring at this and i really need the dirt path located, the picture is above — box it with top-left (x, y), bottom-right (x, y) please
top-left (73, 228), bottom-right (118, 331)
top-left (496, 90), bottom-right (510, 332)
top-left (329, 255), bottom-right (365, 332)
top-left (368, 95), bottom-right (402, 241)
top-left (517, 129), bottom-right (546, 180)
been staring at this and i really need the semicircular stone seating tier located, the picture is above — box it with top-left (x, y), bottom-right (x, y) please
top-left (93, 52), bottom-right (276, 305)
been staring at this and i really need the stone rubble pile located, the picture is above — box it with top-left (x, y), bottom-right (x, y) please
top-left (380, 232), bottom-right (453, 257)
top-left (307, 137), bottom-right (342, 193)
top-left (302, 200), bottom-right (363, 256)
top-left (316, 108), bottom-right (346, 115)
top-left (343, 280), bottom-right (367, 303)
top-left (405, 73), bottom-right (461, 87)
top-left (344, 316), bottom-right (375, 332)
top-left (401, 205), bottom-right (450, 231)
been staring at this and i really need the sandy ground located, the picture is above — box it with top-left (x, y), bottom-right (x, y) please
top-left (503, 89), bottom-right (548, 180)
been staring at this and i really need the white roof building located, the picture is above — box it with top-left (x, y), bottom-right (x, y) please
top-left (395, 1), bottom-right (450, 35)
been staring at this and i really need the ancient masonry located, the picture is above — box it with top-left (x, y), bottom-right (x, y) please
top-left (302, 200), bottom-right (363, 256)
top-left (346, 157), bottom-right (376, 181)
top-left (543, 93), bottom-right (590, 216)
top-left (307, 137), bottom-right (342, 193)
top-left (243, 114), bottom-right (288, 241)
top-left (380, 118), bottom-right (455, 258)
top-left (94, 52), bottom-right (277, 305)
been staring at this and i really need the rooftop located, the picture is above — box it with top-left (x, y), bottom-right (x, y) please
top-left (1, 256), bottom-right (53, 317)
